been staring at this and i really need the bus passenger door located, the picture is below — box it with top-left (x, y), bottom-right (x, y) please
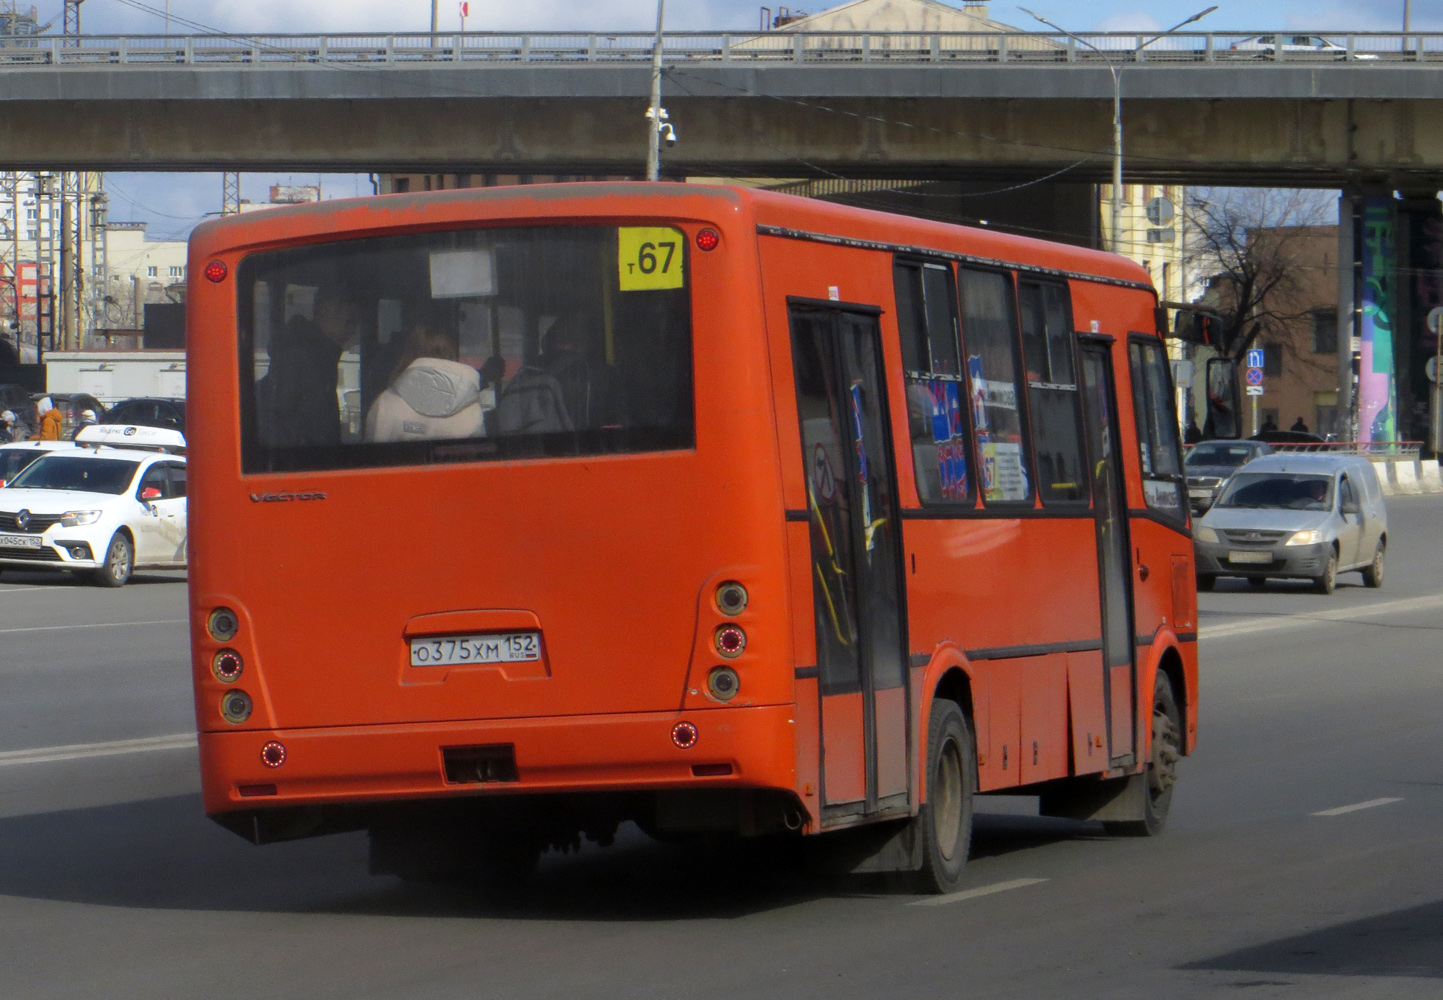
top-left (789, 303), bottom-right (910, 819)
top-left (1079, 342), bottom-right (1138, 765)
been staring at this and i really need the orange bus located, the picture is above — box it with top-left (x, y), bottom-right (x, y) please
top-left (187, 184), bottom-right (1198, 892)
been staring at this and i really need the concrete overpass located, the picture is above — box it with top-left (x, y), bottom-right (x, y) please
top-left (0, 30), bottom-right (1439, 186)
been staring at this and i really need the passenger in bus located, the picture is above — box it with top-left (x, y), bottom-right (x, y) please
top-left (364, 322), bottom-right (486, 443)
top-left (540, 312), bottom-right (625, 430)
top-left (256, 286), bottom-right (358, 447)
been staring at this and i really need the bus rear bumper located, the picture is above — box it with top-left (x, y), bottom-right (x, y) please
top-left (199, 704), bottom-right (797, 816)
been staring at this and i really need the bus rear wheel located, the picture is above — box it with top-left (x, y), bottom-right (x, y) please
top-left (916, 699), bottom-right (975, 894)
top-left (1104, 671), bottom-right (1182, 837)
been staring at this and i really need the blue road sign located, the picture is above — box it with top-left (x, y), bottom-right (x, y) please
top-left (1246, 348), bottom-right (1265, 369)
top-left (1245, 367), bottom-right (1264, 386)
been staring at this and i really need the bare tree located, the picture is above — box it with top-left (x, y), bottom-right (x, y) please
top-left (1185, 187), bottom-right (1335, 360)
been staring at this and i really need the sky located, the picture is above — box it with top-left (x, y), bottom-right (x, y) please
top-left (68, 0), bottom-right (1437, 243)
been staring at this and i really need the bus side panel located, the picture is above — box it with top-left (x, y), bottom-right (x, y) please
top-left (1066, 649), bottom-right (1109, 775)
top-left (1020, 653), bottom-right (1069, 785)
top-left (983, 662), bottom-right (1021, 789)
top-left (792, 675), bottom-right (822, 820)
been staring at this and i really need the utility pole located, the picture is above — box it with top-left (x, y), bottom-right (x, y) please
top-left (430, 0), bottom-right (438, 34)
top-left (222, 173), bottom-right (241, 216)
top-left (645, 0), bottom-right (667, 182)
top-left (1021, 6), bottom-right (1216, 254)
top-left (62, 0), bottom-right (82, 38)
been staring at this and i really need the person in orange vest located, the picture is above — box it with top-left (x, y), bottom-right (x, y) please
top-left (35, 398), bottom-right (63, 441)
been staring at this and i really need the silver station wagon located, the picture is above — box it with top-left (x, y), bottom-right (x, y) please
top-left (1192, 453), bottom-right (1387, 594)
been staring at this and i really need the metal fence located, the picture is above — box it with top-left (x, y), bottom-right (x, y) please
top-left (0, 31), bottom-right (1438, 68)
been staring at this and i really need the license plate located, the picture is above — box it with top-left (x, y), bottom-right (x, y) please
top-left (0, 533), bottom-right (42, 550)
top-left (1228, 550), bottom-right (1273, 564)
top-left (409, 632), bottom-right (541, 667)
top-left (1189, 489), bottom-right (1213, 499)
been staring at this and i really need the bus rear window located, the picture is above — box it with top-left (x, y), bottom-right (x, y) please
top-left (238, 225), bottom-right (694, 473)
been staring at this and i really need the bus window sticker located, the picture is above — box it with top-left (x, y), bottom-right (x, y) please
top-left (618, 227), bottom-right (686, 291)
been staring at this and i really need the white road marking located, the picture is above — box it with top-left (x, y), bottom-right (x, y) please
top-left (0, 618), bottom-right (187, 636)
top-left (0, 733), bottom-right (197, 767)
top-left (1200, 593), bottom-right (1443, 641)
top-left (0, 586), bottom-right (63, 594)
top-left (909, 877), bottom-right (1048, 907)
top-left (1311, 797), bottom-right (1403, 817)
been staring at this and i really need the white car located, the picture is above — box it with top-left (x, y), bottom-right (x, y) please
top-left (0, 425), bottom-right (187, 587)
top-left (0, 440), bottom-right (77, 488)
top-left (1229, 35), bottom-right (1378, 60)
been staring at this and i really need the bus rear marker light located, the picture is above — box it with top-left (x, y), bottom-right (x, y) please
top-left (715, 625), bottom-right (746, 658)
top-left (220, 690), bottom-right (253, 725)
top-left (671, 721), bottom-right (699, 749)
top-left (695, 228), bottom-right (720, 252)
top-left (212, 649), bottom-right (243, 683)
top-left (715, 581), bottom-right (748, 616)
top-left (207, 607), bottom-right (239, 642)
top-left (260, 742), bottom-right (287, 768)
top-left (203, 260), bottom-right (228, 283)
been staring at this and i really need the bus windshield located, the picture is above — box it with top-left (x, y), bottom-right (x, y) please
top-left (239, 224), bottom-right (694, 473)
top-left (1215, 472), bottom-right (1334, 511)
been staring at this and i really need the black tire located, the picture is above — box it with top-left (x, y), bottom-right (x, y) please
top-left (915, 699), bottom-right (976, 894)
top-left (1248, 577), bottom-right (1268, 588)
top-left (1196, 574), bottom-right (1216, 592)
top-left (1312, 548), bottom-right (1338, 595)
top-left (91, 532), bottom-right (133, 588)
top-left (1104, 671), bottom-right (1182, 837)
top-left (1361, 541), bottom-right (1385, 589)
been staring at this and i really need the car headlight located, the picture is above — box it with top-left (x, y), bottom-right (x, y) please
top-left (59, 510), bottom-right (103, 528)
top-left (1285, 529), bottom-right (1323, 547)
top-left (1195, 526), bottom-right (1219, 544)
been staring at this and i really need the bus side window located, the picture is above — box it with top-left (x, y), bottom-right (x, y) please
top-left (1128, 338), bottom-right (1187, 519)
top-left (1018, 281), bottom-right (1088, 505)
top-left (894, 260), bottom-right (971, 505)
top-left (959, 267), bottom-right (1032, 505)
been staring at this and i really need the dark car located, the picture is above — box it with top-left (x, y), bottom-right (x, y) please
top-left (1251, 429), bottom-right (1326, 446)
top-left (1185, 439), bottom-right (1273, 513)
top-left (101, 397), bottom-right (186, 436)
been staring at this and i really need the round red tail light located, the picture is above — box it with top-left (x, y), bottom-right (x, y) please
top-left (211, 649), bottom-right (243, 683)
top-left (695, 228), bottom-right (720, 252)
top-left (715, 625), bottom-right (746, 658)
top-left (260, 741), bottom-right (287, 768)
top-left (203, 260), bottom-right (228, 283)
top-left (671, 721), bottom-right (699, 749)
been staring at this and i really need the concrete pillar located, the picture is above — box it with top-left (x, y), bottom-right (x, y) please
top-left (1357, 192), bottom-right (1399, 445)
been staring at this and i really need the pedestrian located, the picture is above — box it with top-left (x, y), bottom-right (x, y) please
top-left (1260, 415), bottom-right (1278, 433)
top-left (70, 408), bottom-right (98, 440)
top-left (1290, 416), bottom-right (1309, 433)
top-left (35, 398), bottom-right (63, 441)
top-left (0, 409), bottom-right (15, 444)
top-left (1184, 416), bottom-right (1203, 444)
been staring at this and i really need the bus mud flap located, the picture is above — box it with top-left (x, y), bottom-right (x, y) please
top-left (1037, 774), bottom-right (1146, 823)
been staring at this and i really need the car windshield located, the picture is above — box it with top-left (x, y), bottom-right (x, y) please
top-left (1215, 472), bottom-right (1334, 511)
top-left (8, 455), bottom-right (140, 494)
top-left (1185, 444), bottom-right (1256, 469)
top-left (0, 449), bottom-right (44, 485)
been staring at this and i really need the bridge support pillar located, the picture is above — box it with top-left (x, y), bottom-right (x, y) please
top-left (1395, 192), bottom-right (1443, 456)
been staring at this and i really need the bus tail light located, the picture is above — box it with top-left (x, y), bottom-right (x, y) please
top-left (203, 260), bottom-right (228, 283)
top-left (714, 625), bottom-right (746, 658)
top-left (207, 607), bottom-right (240, 642)
top-left (260, 742), bottom-right (287, 768)
top-left (707, 665), bottom-right (739, 702)
top-left (671, 721), bottom-right (699, 749)
top-left (715, 581), bottom-right (748, 616)
top-left (695, 228), bottom-right (720, 251)
top-left (212, 649), bottom-right (243, 683)
top-left (220, 690), bottom-right (253, 724)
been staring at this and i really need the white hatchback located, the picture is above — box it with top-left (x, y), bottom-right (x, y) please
top-left (0, 426), bottom-right (187, 587)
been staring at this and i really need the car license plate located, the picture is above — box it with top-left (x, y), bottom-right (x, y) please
top-left (1189, 489), bottom-right (1213, 499)
top-left (0, 533), bottom-right (42, 550)
top-left (1228, 550), bottom-right (1273, 564)
top-left (409, 632), bottom-right (541, 667)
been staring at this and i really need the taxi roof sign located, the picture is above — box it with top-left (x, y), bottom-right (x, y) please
top-left (74, 424), bottom-right (187, 452)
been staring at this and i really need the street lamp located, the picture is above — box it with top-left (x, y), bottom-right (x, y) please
top-left (645, 0), bottom-right (673, 182)
top-left (1020, 7), bottom-right (1217, 254)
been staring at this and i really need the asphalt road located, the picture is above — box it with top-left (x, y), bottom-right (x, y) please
top-left (2, 498), bottom-right (1442, 998)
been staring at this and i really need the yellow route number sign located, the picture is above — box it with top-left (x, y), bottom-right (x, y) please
top-left (618, 227), bottom-right (686, 291)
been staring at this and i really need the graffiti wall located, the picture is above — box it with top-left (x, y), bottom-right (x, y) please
top-left (1358, 198), bottom-right (1397, 445)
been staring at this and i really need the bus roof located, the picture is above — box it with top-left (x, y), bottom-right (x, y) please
top-left (190, 182), bottom-right (1153, 293)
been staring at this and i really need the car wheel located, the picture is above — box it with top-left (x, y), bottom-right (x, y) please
top-left (1196, 574), bottom-right (1216, 592)
top-left (1312, 548), bottom-right (1338, 595)
top-left (91, 532), bottom-right (133, 588)
top-left (1104, 671), bottom-right (1183, 837)
top-left (1248, 577), bottom-right (1268, 588)
top-left (1361, 541), bottom-right (1385, 589)
top-left (915, 699), bottom-right (976, 894)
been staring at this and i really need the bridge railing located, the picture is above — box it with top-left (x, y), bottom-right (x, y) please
top-left (0, 31), bottom-right (1439, 68)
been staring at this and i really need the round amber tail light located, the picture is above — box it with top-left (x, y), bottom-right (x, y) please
top-left (207, 607), bottom-right (239, 642)
top-left (707, 665), bottom-right (740, 702)
top-left (220, 690), bottom-right (253, 725)
top-left (715, 582), bottom-right (748, 616)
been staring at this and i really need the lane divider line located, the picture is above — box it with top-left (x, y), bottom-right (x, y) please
top-left (0, 618), bottom-right (187, 636)
top-left (909, 877), bottom-right (1048, 907)
top-left (1200, 594), bottom-right (1443, 641)
top-left (0, 733), bottom-right (197, 767)
top-left (1311, 797), bottom-right (1403, 817)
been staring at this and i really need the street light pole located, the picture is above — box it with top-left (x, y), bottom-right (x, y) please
top-left (1021, 7), bottom-right (1216, 254)
top-left (645, 0), bottom-right (667, 182)
top-left (430, 0), bottom-right (438, 35)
